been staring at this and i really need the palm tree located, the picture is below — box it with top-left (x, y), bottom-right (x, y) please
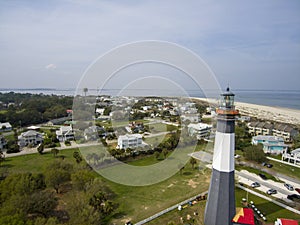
top-left (162, 149), bottom-right (168, 159)
top-left (83, 87), bottom-right (88, 97)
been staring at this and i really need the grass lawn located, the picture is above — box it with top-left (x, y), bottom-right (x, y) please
top-left (1, 148), bottom-right (210, 225)
top-left (145, 187), bottom-right (300, 225)
top-left (1, 148), bottom-right (79, 174)
top-left (268, 160), bottom-right (300, 181)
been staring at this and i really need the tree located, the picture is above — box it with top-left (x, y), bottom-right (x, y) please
top-left (71, 170), bottom-right (94, 191)
top-left (154, 151), bottom-right (160, 160)
top-left (293, 133), bottom-right (300, 149)
top-left (178, 163), bottom-right (185, 175)
top-left (45, 161), bottom-right (72, 193)
top-left (26, 191), bottom-right (58, 217)
top-left (0, 150), bottom-right (4, 166)
top-left (190, 157), bottom-right (197, 169)
top-left (51, 148), bottom-right (59, 157)
top-left (162, 149), bottom-right (168, 159)
top-left (45, 169), bottom-right (70, 193)
top-left (83, 87), bottom-right (88, 97)
top-left (37, 143), bottom-right (44, 154)
top-left (73, 151), bottom-right (83, 164)
top-left (243, 144), bottom-right (267, 163)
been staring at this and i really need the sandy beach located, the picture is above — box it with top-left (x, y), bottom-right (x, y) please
top-left (194, 98), bottom-right (300, 125)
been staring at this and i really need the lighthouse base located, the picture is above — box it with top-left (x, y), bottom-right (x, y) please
top-left (204, 169), bottom-right (236, 225)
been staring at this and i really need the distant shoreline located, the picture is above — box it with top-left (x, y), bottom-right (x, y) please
top-left (194, 97), bottom-right (300, 125)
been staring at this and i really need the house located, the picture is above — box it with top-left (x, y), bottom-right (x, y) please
top-left (252, 135), bottom-right (288, 154)
top-left (0, 135), bottom-right (6, 150)
top-left (18, 130), bottom-right (43, 147)
top-left (117, 134), bottom-right (143, 149)
top-left (56, 126), bottom-right (74, 142)
top-left (0, 122), bottom-right (12, 132)
top-left (282, 148), bottom-right (300, 165)
top-left (274, 218), bottom-right (298, 225)
top-left (188, 123), bottom-right (212, 139)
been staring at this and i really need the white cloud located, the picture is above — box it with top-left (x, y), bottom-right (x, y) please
top-left (45, 64), bottom-right (57, 70)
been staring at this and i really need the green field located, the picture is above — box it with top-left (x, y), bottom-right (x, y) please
top-left (146, 187), bottom-right (300, 225)
top-left (1, 148), bottom-right (210, 224)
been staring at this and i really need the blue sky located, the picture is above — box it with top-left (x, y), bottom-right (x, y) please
top-left (0, 0), bottom-right (299, 90)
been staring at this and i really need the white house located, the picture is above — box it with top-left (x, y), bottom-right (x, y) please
top-left (188, 123), bottom-right (212, 139)
top-left (252, 135), bottom-right (288, 154)
top-left (0, 122), bottom-right (12, 132)
top-left (56, 126), bottom-right (74, 142)
top-left (117, 134), bottom-right (143, 149)
top-left (18, 130), bottom-right (43, 147)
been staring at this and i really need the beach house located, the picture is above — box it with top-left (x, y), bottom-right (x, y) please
top-left (117, 134), bottom-right (142, 149)
top-left (188, 123), bottom-right (212, 139)
top-left (18, 130), bottom-right (43, 147)
top-left (252, 135), bottom-right (288, 154)
top-left (56, 125), bottom-right (74, 142)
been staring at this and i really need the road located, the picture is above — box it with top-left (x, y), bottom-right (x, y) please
top-left (237, 170), bottom-right (299, 203)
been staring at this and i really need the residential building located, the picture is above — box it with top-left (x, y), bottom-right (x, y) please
top-left (252, 135), bottom-right (288, 154)
top-left (188, 123), bottom-right (212, 139)
top-left (117, 134), bottom-right (142, 149)
top-left (247, 122), bottom-right (273, 136)
top-left (56, 126), bottom-right (74, 142)
top-left (0, 135), bottom-right (6, 150)
top-left (0, 122), bottom-right (12, 132)
top-left (272, 124), bottom-right (298, 142)
top-left (247, 122), bottom-right (298, 142)
top-left (282, 148), bottom-right (300, 165)
top-left (18, 130), bottom-right (43, 147)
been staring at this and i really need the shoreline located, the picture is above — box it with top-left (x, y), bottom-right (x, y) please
top-left (193, 97), bottom-right (300, 125)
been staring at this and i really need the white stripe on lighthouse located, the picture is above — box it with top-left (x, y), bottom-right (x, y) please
top-left (212, 131), bottom-right (235, 172)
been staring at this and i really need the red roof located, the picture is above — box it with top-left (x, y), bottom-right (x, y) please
top-left (278, 218), bottom-right (298, 225)
top-left (232, 208), bottom-right (255, 225)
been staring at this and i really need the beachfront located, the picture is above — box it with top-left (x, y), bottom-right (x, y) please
top-left (195, 98), bottom-right (300, 125)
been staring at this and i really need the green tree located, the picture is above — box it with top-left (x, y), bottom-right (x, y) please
top-left (154, 151), bottom-right (160, 160)
top-left (293, 133), bottom-right (300, 149)
top-left (190, 157), bottom-right (197, 169)
top-left (162, 149), bottom-right (168, 159)
top-left (51, 148), bottom-right (59, 157)
top-left (71, 170), bottom-right (94, 191)
top-left (26, 191), bottom-right (58, 217)
top-left (0, 149), bottom-right (5, 166)
top-left (73, 151), bottom-right (83, 163)
top-left (243, 144), bottom-right (267, 163)
top-left (45, 161), bottom-right (72, 193)
top-left (83, 87), bottom-right (88, 97)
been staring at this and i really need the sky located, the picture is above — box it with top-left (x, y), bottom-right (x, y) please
top-left (0, 0), bottom-right (300, 91)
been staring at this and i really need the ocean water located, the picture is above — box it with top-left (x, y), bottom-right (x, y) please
top-left (0, 88), bottom-right (299, 110)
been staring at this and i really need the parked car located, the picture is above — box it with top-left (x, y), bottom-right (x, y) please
top-left (266, 163), bottom-right (273, 168)
top-left (284, 183), bottom-right (294, 191)
top-left (295, 188), bottom-right (300, 194)
top-left (266, 189), bottom-right (277, 195)
top-left (287, 194), bottom-right (300, 201)
top-left (262, 162), bottom-right (273, 168)
top-left (251, 182), bottom-right (260, 188)
top-left (259, 173), bottom-right (267, 180)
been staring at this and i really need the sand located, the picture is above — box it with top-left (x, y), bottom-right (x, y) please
top-left (194, 98), bottom-right (300, 125)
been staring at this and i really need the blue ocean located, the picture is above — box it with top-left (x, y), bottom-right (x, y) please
top-left (0, 88), bottom-right (299, 110)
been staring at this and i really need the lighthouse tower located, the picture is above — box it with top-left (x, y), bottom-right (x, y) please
top-left (204, 87), bottom-right (239, 225)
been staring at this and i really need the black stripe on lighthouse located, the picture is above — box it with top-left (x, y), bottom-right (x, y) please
top-left (204, 116), bottom-right (236, 225)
